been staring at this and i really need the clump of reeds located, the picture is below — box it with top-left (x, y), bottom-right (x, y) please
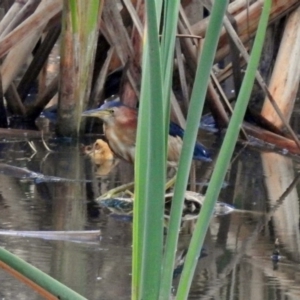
top-left (0, 0), bottom-right (299, 299)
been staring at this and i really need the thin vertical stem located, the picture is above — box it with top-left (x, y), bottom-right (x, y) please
top-left (176, 0), bottom-right (271, 297)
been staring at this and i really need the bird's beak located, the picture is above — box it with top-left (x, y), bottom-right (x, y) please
top-left (82, 108), bottom-right (110, 118)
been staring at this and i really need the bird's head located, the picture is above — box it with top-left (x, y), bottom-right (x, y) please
top-left (82, 100), bottom-right (137, 126)
top-left (82, 107), bottom-right (116, 124)
top-left (82, 100), bottom-right (121, 123)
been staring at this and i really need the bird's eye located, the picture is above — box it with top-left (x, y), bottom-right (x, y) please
top-left (108, 108), bottom-right (114, 114)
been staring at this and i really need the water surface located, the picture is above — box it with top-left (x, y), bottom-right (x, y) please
top-left (0, 133), bottom-right (299, 300)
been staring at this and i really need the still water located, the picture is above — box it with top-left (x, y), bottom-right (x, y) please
top-left (0, 131), bottom-right (300, 300)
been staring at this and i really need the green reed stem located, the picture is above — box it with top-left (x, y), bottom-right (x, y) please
top-left (176, 0), bottom-right (271, 297)
top-left (133, 0), bottom-right (166, 299)
top-left (159, 2), bottom-right (229, 299)
top-left (0, 247), bottom-right (86, 300)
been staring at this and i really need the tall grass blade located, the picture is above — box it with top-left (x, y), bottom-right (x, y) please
top-left (159, 1), bottom-right (229, 298)
top-left (160, 0), bottom-right (181, 140)
top-left (133, 0), bottom-right (166, 299)
top-left (155, 0), bottom-right (163, 27)
top-left (176, 0), bottom-right (271, 297)
top-left (0, 247), bottom-right (86, 299)
top-left (132, 48), bottom-right (151, 299)
top-left (161, 0), bottom-right (181, 93)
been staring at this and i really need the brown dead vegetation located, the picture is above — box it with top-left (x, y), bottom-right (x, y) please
top-left (0, 0), bottom-right (299, 155)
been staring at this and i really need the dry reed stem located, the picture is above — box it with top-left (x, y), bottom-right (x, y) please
top-left (0, 260), bottom-right (58, 300)
top-left (101, 1), bottom-right (187, 125)
top-left (170, 91), bottom-right (186, 128)
top-left (217, 5), bottom-right (300, 149)
top-left (0, 0), bottom-right (41, 39)
top-left (207, 80), bottom-right (229, 128)
top-left (189, 0), bottom-right (300, 63)
top-left (180, 0), bottom-right (253, 65)
top-left (178, 18), bottom-right (198, 74)
top-left (175, 39), bottom-right (189, 110)
top-left (244, 122), bottom-right (300, 155)
top-left (190, 0), bottom-right (253, 40)
top-left (179, 4), bottom-right (203, 46)
top-left (178, 1), bottom-right (300, 145)
top-left (58, 1), bottom-right (102, 136)
top-left (5, 83), bottom-right (26, 115)
top-left (179, 3), bottom-right (236, 134)
top-left (102, 1), bottom-right (139, 95)
top-left (220, 14), bottom-right (300, 147)
top-left (0, 127), bottom-right (43, 138)
top-left (0, 0), bottom-right (62, 93)
top-left (261, 5), bottom-right (300, 128)
top-left (18, 25), bottom-right (60, 100)
top-left (122, 0), bottom-right (143, 37)
top-left (89, 47), bottom-right (115, 108)
top-left (0, 0), bottom-right (62, 59)
top-left (0, 71), bottom-right (7, 127)
top-left (0, 0), bottom-right (27, 37)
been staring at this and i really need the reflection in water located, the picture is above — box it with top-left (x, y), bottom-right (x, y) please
top-left (0, 138), bottom-right (300, 299)
top-left (262, 153), bottom-right (300, 262)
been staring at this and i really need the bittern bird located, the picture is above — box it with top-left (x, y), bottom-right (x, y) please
top-left (82, 100), bottom-right (211, 165)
